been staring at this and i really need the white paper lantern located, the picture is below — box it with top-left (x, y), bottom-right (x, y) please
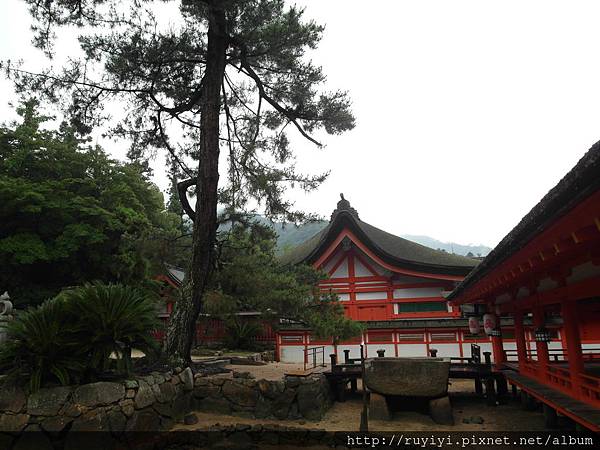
top-left (483, 313), bottom-right (497, 335)
top-left (468, 316), bottom-right (480, 334)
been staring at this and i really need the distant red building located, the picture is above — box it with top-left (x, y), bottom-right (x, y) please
top-left (276, 196), bottom-right (551, 363)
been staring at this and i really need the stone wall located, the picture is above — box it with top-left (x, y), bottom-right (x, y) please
top-left (0, 367), bottom-right (194, 448)
top-left (0, 368), bottom-right (333, 449)
top-left (192, 374), bottom-right (332, 421)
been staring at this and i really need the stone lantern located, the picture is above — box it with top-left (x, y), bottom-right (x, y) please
top-left (0, 291), bottom-right (13, 344)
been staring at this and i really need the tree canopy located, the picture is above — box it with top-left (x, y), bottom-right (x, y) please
top-left (204, 221), bottom-right (363, 346)
top-left (5, 0), bottom-right (356, 361)
top-left (0, 99), bottom-right (179, 305)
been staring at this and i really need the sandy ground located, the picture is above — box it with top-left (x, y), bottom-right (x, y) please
top-left (175, 362), bottom-right (558, 432)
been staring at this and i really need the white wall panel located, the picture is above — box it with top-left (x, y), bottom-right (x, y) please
top-left (355, 291), bottom-right (387, 300)
top-left (331, 258), bottom-right (349, 278)
top-left (429, 343), bottom-right (459, 357)
top-left (397, 344), bottom-right (427, 357)
top-left (366, 344), bottom-right (395, 357)
top-left (280, 346), bottom-right (305, 363)
top-left (393, 287), bottom-right (442, 299)
top-left (337, 345), bottom-right (362, 361)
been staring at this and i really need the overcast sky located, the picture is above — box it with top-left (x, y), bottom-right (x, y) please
top-left (2, 0), bottom-right (600, 248)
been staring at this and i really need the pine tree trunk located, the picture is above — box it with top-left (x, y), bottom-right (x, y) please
top-left (165, 5), bottom-right (227, 363)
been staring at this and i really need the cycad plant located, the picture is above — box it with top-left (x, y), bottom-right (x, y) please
top-left (62, 283), bottom-right (162, 377)
top-left (0, 298), bottom-right (85, 391)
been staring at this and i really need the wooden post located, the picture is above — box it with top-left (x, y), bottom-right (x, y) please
top-left (561, 299), bottom-right (584, 397)
top-left (533, 306), bottom-right (550, 380)
top-left (360, 344), bottom-right (368, 432)
top-left (330, 353), bottom-right (337, 368)
top-left (543, 404), bottom-right (558, 428)
top-left (344, 349), bottom-right (351, 364)
top-left (514, 310), bottom-right (527, 371)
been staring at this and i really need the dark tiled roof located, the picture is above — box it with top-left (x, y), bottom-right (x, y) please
top-left (448, 140), bottom-right (600, 302)
top-left (280, 197), bottom-right (478, 276)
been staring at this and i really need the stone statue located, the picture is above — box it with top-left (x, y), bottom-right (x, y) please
top-left (0, 291), bottom-right (13, 344)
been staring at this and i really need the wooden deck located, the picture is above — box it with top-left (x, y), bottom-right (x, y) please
top-left (504, 370), bottom-right (600, 432)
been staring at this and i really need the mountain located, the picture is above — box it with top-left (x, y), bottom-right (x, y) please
top-left (260, 219), bottom-right (492, 257)
top-left (399, 235), bottom-right (491, 258)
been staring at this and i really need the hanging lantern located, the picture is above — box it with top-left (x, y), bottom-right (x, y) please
top-left (468, 316), bottom-right (480, 334)
top-left (483, 313), bottom-right (497, 335)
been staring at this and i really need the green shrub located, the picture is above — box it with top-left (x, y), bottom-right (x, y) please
top-left (0, 298), bottom-right (85, 391)
top-left (0, 282), bottom-right (161, 390)
top-left (224, 319), bottom-right (262, 350)
top-left (62, 282), bottom-right (161, 377)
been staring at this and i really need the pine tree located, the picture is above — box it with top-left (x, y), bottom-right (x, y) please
top-left (6, 0), bottom-right (355, 362)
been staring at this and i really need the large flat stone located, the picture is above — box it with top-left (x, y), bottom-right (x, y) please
top-left (222, 381), bottom-right (258, 407)
top-left (27, 386), bottom-right (72, 416)
top-left (0, 413), bottom-right (29, 432)
top-left (0, 385), bottom-right (26, 413)
top-left (73, 382), bottom-right (125, 407)
top-left (134, 380), bottom-right (156, 409)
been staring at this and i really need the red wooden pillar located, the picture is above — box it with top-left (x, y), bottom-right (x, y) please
top-left (514, 310), bottom-right (527, 369)
top-left (533, 305), bottom-right (550, 381)
top-left (561, 299), bottom-right (584, 394)
top-left (491, 324), bottom-right (505, 366)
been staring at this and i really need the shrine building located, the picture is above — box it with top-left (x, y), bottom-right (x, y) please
top-left (276, 195), bottom-right (542, 363)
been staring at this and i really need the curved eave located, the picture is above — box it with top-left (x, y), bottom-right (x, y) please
top-left (448, 140), bottom-right (600, 304)
top-left (289, 211), bottom-right (477, 277)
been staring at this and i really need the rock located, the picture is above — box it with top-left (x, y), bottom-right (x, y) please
top-left (0, 385), bottom-right (26, 413)
top-left (172, 392), bottom-right (191, 419)
top-left (124, 380), bottom-right (138, 389)
top-left (184, 413), bottom-right (198, 425)
top-left (107, 409), bottom-right (127, 433)
top-left (271, 389), bottom-right (296, 419)
top-left (152, 373), bottom-right (166, 385)
top-left (174, 367), bottom-right (183, 374)
top-left (70, 409), bottom-right (110, 432)
top-left (233, 371), bottom-right (254, 380)
top-left (222, 381), bottom-right (258, 407)
top-left (151, 383), bottom-right (162, 400)
top-left (0, 413), bottom-right (29, 432)
top-left (40, 415), bottom-right (73, 433)
top-left (297, 382), bottom-right (326, 420)
top-left (429, 396), bottom-right (454, 426)
top-left (285, 377), bottom-right (301, 388)
top-left (368, 393), bottom-right (390, 421)
top-left (125, 389), bottom-right (135, 399)
top-left (126, 409), bottom-right (161, 431)
top-left (152, 402), bottom-right (174, 418)
top-left (119, 399), bottom-right (135, 418)
top-left (155, 381), bottom-right (175, 404)
top-left (134, 381), bottom-right (156, 410)
top-left (197, 397), bottom-right (231, 415)
top-left (73, 382), bottom-right (125, 407)
top-left (194, 385), bottom-right (220, 399)
top-left (180, 367), bottom-right (194, 392)
top-left (195, 377), bottom-right (210, 387)
top-left (27, 386), bottom-right (72, 416)
top-left (210, 377), bottom-right (227, 386)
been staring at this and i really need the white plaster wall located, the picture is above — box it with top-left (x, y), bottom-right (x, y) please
top-left (337, 345), bottom-right (362, 361)
top-left (366, 344), bottom-right (395, 358)
top-left (337, 293), bottom-right (350, 301)
top-left (280, 346), bottom-right (305, 363)
top-left (355, 291), bottom-right (387, 300)
top-left (393, 287), bottom-right (442, 299)
top-left (354, 258), bottom-right (376, 276)
top-left (429, 343), bottom-right (460, 357)
top-left (397, 344), bottom-right (427, 357)
top-left (331, 258), bottom-right (349, 278)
